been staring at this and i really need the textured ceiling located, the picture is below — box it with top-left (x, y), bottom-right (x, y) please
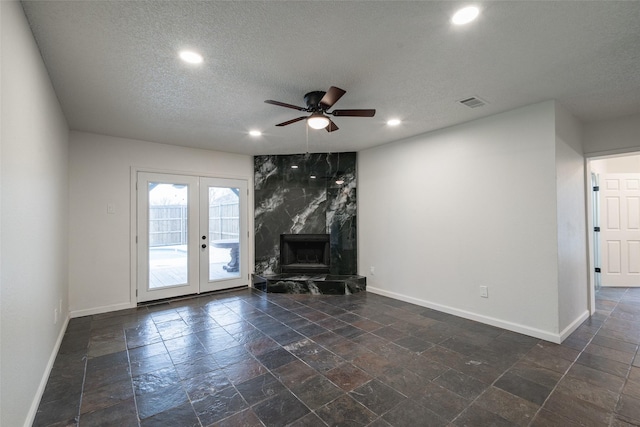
top-left (20, 1), bottom-right (640, 155)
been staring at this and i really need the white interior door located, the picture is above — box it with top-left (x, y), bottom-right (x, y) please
top-left (137, 172), bottom-right (248, 302)
top-left (600, 173), bottom-right (640, 287)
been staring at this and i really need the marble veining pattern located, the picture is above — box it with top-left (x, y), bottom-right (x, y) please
top-left (290, 191), bottom-right (327, 234)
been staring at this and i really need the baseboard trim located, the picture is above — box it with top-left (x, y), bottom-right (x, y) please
top-left (366, 286), bottom-right (565, 344)
top-left (24, 314), bottom-right (70, 427)
top-left (560, 310), bottom-right (590, 342)
top-left (70, 302), bottom-right (136, 318)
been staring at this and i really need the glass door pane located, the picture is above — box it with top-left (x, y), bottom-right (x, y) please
top-left (200, 177), bottom-right (248, 292)
top-left (208, 186), bottom-right (241, 280)
top-left (148, 183), bottom-right (189, 288)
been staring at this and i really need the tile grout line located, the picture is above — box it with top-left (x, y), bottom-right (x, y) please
top-left (124, 317), bottom-right (145, 427)
top-left (607, 288), bottom-right (639, 426)
top-left (447, 335), bottom-right (545, 427)
top-left (75, 346), bottom-right (89, 426)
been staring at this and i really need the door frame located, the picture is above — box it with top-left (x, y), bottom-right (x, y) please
top-left (585, 150), bottom-right (640, 314)
top-left (130, 167), bottom-right (252, 305)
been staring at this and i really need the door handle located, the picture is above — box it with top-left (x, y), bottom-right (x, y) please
top-left (202, 244), bottom-right (207, 249)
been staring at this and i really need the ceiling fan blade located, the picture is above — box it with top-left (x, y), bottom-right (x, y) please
top-left (275, 116), bottom-right (307, 127)
top-left (265, 100), bottom-right (307, 111)
top-left (326, 119), bottom-right (339, 132)
top-left (331, 109), bottom-right (376, 117)
top-left (319, 86), bottom-right (346, 109)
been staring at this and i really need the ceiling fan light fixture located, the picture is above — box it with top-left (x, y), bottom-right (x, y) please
top-left (307, 113), bottom-right (330, 130)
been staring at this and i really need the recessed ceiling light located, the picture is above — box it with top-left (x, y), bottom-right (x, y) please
top-left (451, 6), bottom-right (480, 25)
top-left (249, 130), bottom-right (262, 137)
top-left (387, 118), bottom-right (401, 126)
top-left (179, 50), bottom-right (203, 64)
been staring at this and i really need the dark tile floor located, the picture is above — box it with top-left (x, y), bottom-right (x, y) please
top-left (34, 287), bottom-right (640, 426)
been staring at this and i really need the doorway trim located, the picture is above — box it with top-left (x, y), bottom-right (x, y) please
top-left (585, 150), bottom-right (640, 315)
top-left (129, 166), bottom-right (253, 305)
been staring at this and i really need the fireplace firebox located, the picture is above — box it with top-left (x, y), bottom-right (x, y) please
top-left (280, 234), bottom-right (330, 274)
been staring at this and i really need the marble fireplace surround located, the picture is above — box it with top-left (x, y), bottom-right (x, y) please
top-left (254, 152), bottom-right (358, 276)
top-left (254, 152), bottom-right (365, 294)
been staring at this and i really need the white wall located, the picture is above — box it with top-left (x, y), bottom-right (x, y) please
top-left (554, 104), bottom-right (589, 336)
top-left (591, 154), bottom-right (640, 174)
top-left (68, 131), bottom-right (253, 316)
top-left (359, 101), bottom-right (573, 341)
top-left (1, 2), bottom-right (70, 426)
top-left (584, 113), bottom-right (640, 156)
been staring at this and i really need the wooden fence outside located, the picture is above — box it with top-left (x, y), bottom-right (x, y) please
top-left (149, 202), bottom-right (239, 246)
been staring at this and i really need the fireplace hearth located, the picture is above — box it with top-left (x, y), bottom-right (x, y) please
top-left (253, 273), bottom-right (366, 295)
top-left (280, 234), bottom-right (330, 274)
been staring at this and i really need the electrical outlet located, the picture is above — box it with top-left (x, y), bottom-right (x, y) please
top-left (107, 203), bottom-right (116, 214)
top-left (370, 266), bottom-right (375, 275)
top-left (480, 286), bottom-right (489, 298)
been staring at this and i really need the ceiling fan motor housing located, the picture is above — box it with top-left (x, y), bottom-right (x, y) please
top-left (304, 91), bottom-right (327, 111)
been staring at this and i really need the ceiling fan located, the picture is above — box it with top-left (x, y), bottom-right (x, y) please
top-left (264, 86), bottom-right (376, 132)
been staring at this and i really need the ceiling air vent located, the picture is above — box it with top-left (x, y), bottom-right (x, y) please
top-left (458, 96), bottom-right (487, 108)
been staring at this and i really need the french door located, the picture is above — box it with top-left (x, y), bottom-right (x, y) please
top-left (137, 172), bottom-right (248, 302)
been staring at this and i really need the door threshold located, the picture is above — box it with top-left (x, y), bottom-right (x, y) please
top-left (137, 286), bottom-right (250, 307)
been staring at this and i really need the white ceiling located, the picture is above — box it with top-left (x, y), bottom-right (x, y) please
top-left (21, 1), bottom-right (640, 156)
